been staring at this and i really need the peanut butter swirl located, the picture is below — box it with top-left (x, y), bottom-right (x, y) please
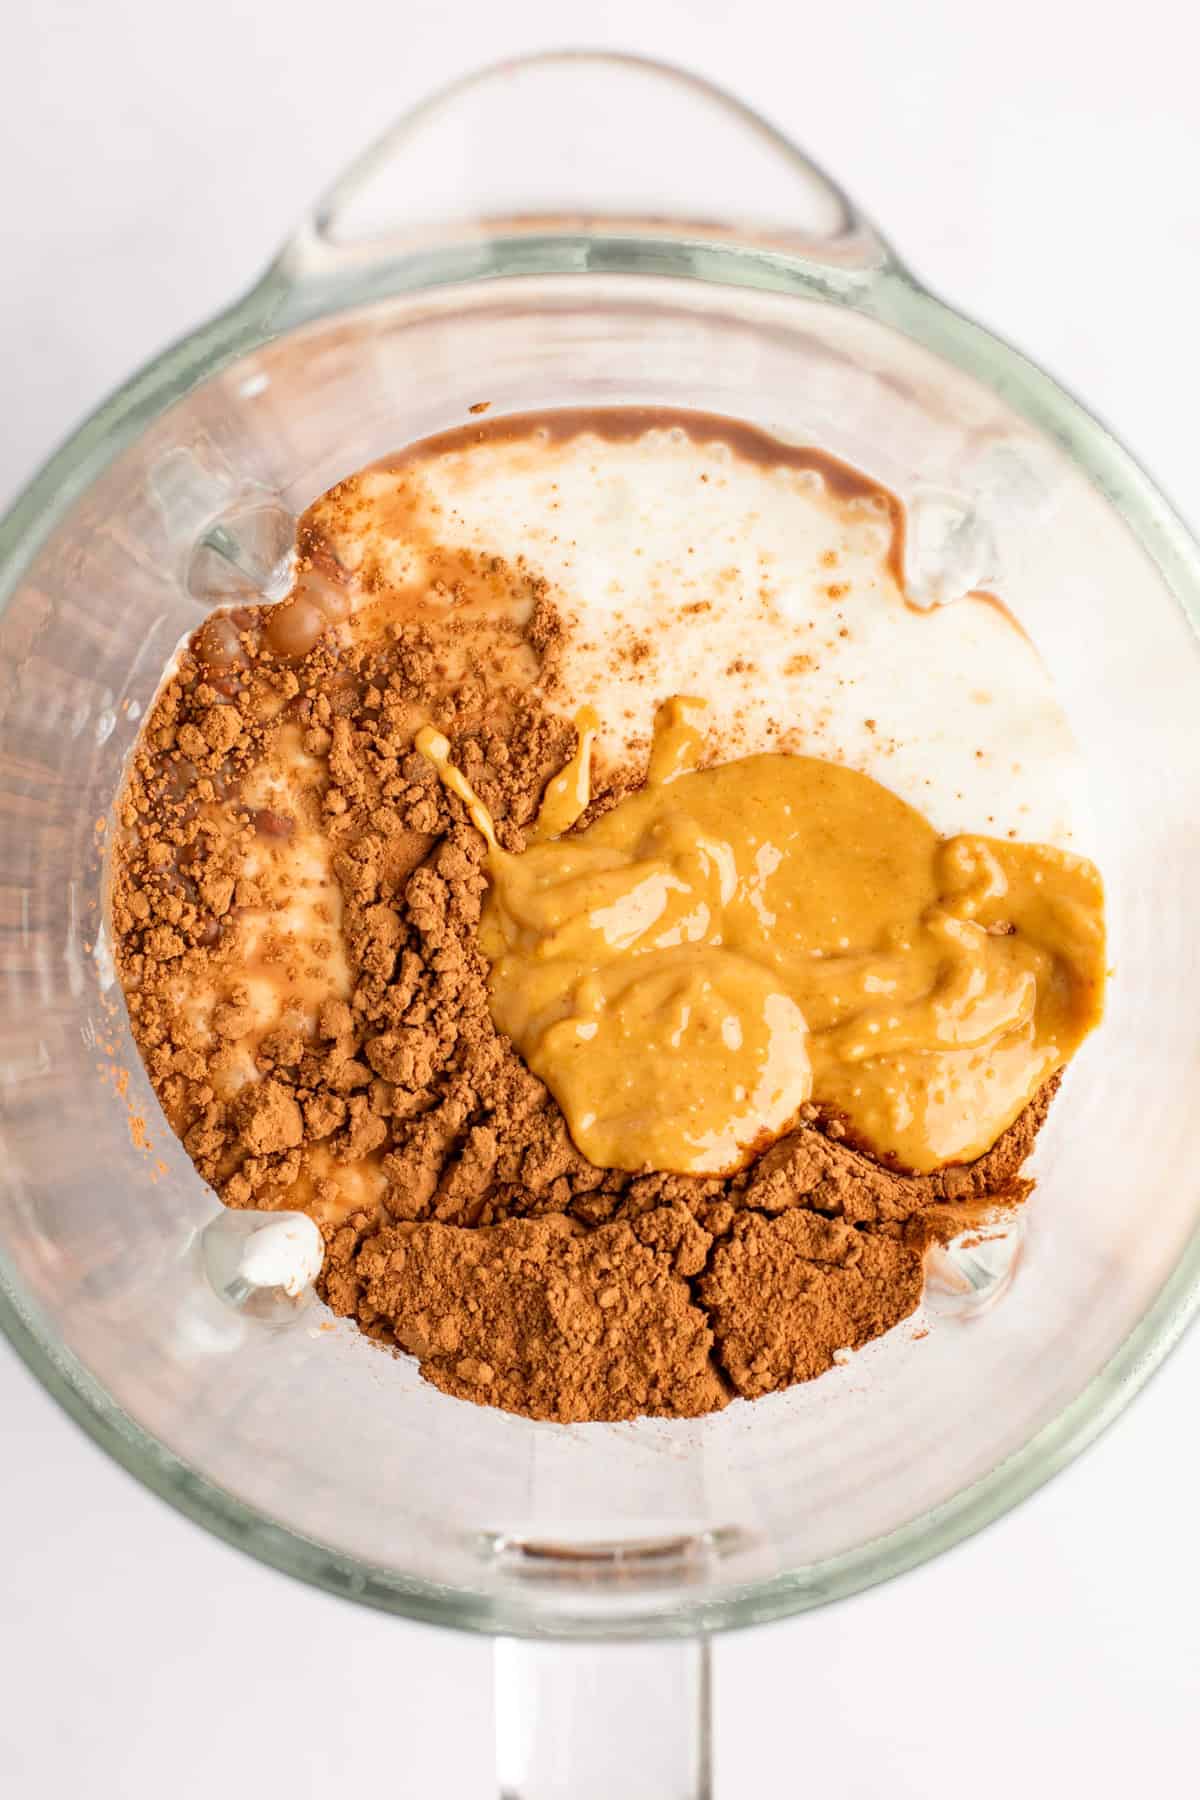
top-left (420, 699), bottom-right (1105, 1175)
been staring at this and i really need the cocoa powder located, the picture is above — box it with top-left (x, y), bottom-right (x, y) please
top-left (111, 510), bottom-right (1057, 1423)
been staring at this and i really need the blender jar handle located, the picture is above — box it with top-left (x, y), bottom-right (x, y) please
top-left (277, 50), bottom-right (891, 286)
top-left (495, 1635), bottom-right (712, 1799)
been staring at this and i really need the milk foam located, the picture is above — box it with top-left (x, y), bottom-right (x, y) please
top-left (331, 422), bottom-right (1085, 848)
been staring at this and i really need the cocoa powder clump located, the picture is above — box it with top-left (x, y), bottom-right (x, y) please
top-left (111, 483), bottom-right (1061, 1425)
top-left (234, 1079), bottom-right (304, 1156)
top-left (355, 1208), bottom-right (727, 1421)
top-left (699, 1212), bottom-right (926, 1396)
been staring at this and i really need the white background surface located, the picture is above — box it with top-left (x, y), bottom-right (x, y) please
top-left (3, 2), bottom-right (1199, 1793)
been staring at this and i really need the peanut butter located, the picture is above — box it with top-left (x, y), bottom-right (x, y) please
top-left (419, 700), bottom-right (1105, 1175)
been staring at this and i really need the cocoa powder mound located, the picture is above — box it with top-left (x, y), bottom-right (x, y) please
top-left (698, 1212), bottom-right (926, 1397)
top-left (355, 1208), bottom-right (727, 1421)
top-left (111, 508), bottom-right (1060, 1424)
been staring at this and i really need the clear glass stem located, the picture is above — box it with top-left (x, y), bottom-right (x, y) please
top-left (494, 1636), bottom-right (712, 1800)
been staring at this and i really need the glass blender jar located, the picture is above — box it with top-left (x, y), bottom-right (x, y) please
top-left (1, 52), bottom-right (1199, 1798)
